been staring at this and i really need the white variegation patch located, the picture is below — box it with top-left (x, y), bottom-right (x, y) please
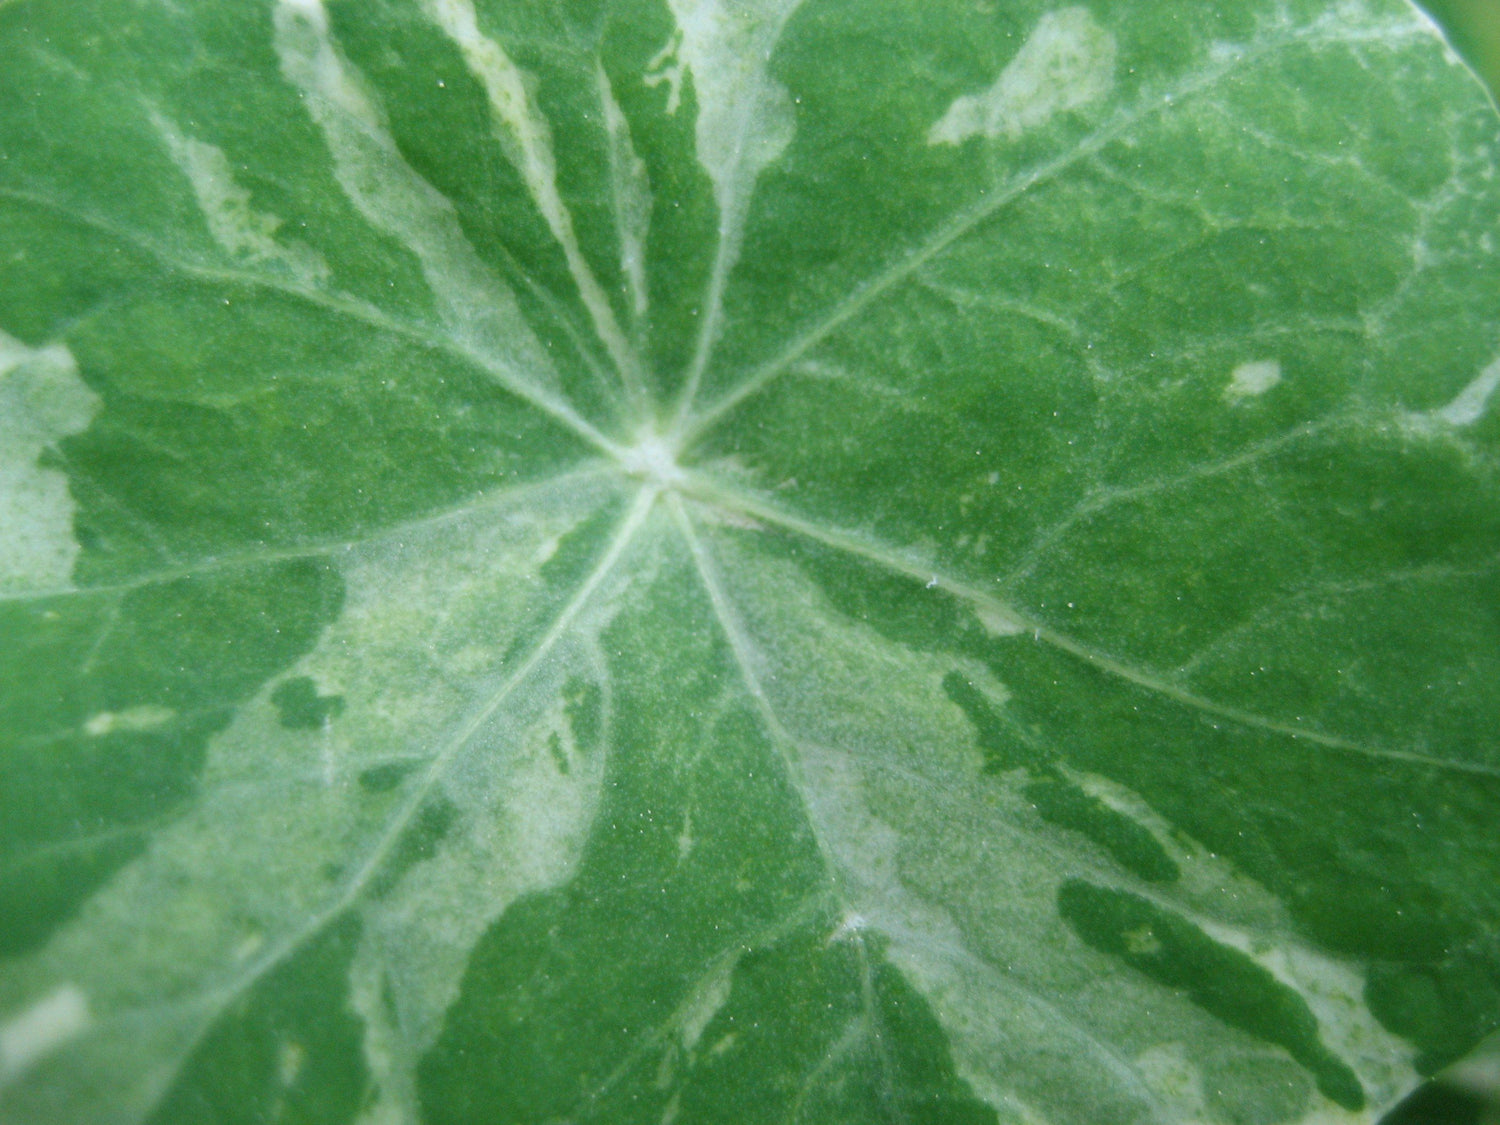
top-left (686, 510), bottom-right (1423, 1124)
top-left (423, 0), bottom-right (642, 397)
top-left (151, 112), bottom-right (329, 283)
top-left (1431, 355), bottom-right (1500, 427)
top-left (929, 6), bottom-right (1116, 145)
top-left (598, 64), bottom-right (653, 320)
top-left (0, 473), bottom-right (647, 1122)
top-left (0, 330), bottom-right (99, 598)
top-left (273, 0), bottom-right (594, 433)
top-left (662, 0), bottom-right (805, 414)
top-left (1224, 359), bottom-right (1283, 403)
top-left (0, 985), bottom-right (89, 1085)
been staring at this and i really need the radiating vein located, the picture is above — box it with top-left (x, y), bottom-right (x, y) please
top-left (0, 462), bottom-right (613, 606)
top-left (677, 18), bottom-right (1431, 445)
top-left (85, 482), bottom-right (656, 1124)
top-left (672, 496), bottom-right (1166, 1118)
top-left (423, 0), bottom-right (650, 412)
top-left (0, 186), bottom-right (623, 458)
top-left (682, 476), bottom-right (1500, 780)
top-left (666, 0), bottom-right (807, 433)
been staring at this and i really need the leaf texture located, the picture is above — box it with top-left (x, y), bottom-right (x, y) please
top-left (2, 1), bottom-right (1499, 1122)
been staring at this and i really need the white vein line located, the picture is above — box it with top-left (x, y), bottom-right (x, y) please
top-left (423, 0), bottom-right (650, 412)
top-left (1000, 416), bottom-right (1347, 589)
top-left (0, 462), bottom-right (616, 606)
top-left (109, 483), bottom-right (657, 1123)
top-left (676, 21), bottom-right (1425, 446)
top-left (672, 497), bottom-right (1167, 1118)
top-left (666, 0), bottom-right (807, 435)
top-left (681, 475), bottom-right (1500, 780)
top-left (671, 492), bottom-right (828, 833)
top-left (569, 890), bottom-right (835, 1117)
top-left (851, 934), bottom-right (908, 1125)
top-left (0, 186), bottom-right (624, 459)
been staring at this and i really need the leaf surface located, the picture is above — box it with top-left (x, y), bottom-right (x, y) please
top-left (2, 1), bottom-right (1499, 1122)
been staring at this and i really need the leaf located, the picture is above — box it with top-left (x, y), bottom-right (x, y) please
top-left (2, 0), bottom-right (1499, 1122)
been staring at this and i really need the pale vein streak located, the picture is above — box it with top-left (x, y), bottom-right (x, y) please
top-left (671, 496), bottom-right (1164, 1114)
top-left (0, 462), bottom-right (614, 606)
top-left (569, 890), bottom-right (835, 1117)
top-left (94, 485), bottom-right (656, 1110)
top-left (425, 0), bottom-right (649, 409)
top-left (0, 186), bottom-right (622, 458)
top-left (684, 477), bottom-right (1500, 780)
top-left (669, 0), bottom-right (807, 433)
top-left (677, 21), bottom-right (1424, 445)
top-left (1001, 415), bottom-right (1347, 589)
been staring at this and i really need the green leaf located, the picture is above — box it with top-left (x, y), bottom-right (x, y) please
top-left (2, 1), bottom-right (1498, 1122)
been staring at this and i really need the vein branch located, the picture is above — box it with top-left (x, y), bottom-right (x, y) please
top-left (681, 475), bottom-right (1500, 780)
top-left (124, 483), bottom-right (657, 1107)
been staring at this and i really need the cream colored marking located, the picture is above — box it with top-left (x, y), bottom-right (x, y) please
top-left (151, 112), bottom-right (329, 283)
top-left (277, 1041), bottom-right (305, 1086)
top-left (827, 911), bottom-right (868, 944)
top-left (665, 0), bottom-right (805, 428)
top-left (678, 962), bottom-right (734, 1051)
top-left (598, 64), bottom-right (652, 320)
top-left (0, 985), bottom-right (90, 1082)
top-left (928, 7), bottom-right (1116, 145)
top-left (1193, 914), bottom-right (1416, 1096)
top-left (1133, 1044), bottom-right (1206, 1119)
top-left (976, 603), bottom-right (1026, 636)
top-left (424, 0), bottom-right (645, 405)
top-left (644, 29), bottom-right (686, 115)
top-left (1433, 355), bottom-right (1500, 427)
top-left (0, 330), bottom-right (99, 597)
top-left (83, 704), bottom-right (177, 737)
top-left (1224, 359), bottom-right (1282, 403)
top-left (619, 431), bottom-right (687, 488)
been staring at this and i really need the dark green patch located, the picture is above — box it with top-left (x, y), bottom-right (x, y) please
top-left (270, 676), bottom-right (346, 731)
top-left (357, 761), bottom-right (417, 794)
top-left (1367, 945), bottom-right (1500, 1075)
top-left (0, 561), bottom-right (342, 956)
top-left (941, 672), bottom-right (1046, 774)
top-left (546, 730), bottom-right (570, 776)
top-left (672, 931), bottom-right (999, 1125)
top-left (148, 916), bottom-right (368, 1125)
top-left (369, 796), bottom-right (460, 899)
top-left (562, 676), bottom-right (604, 755)
top-left (1024, 775), bottom-right (1179, 884)
top-left (1058, 879), bottom-right (1364, 1111)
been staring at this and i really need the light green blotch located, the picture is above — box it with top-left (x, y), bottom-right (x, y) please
top-left (0, 330), bottom-right (99, 597)
top-left (0, 475), bottom-right (625, 1125)
top-left (82, 705), bottom-right (177, 737)
top-left (272, 0), bottom-right (564, 401)
top-left (1224, 359), bottom-right (1283, 404)
top-left (0, 985), bottom-right (90, 1086)
top-left (151, 111), bottom-right (330, 284)
top-left (928, 6), bottom-right (1116, 145)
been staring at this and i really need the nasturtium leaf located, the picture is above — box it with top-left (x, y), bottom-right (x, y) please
top-left (2, 0), bottom-right (1498, 1122)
